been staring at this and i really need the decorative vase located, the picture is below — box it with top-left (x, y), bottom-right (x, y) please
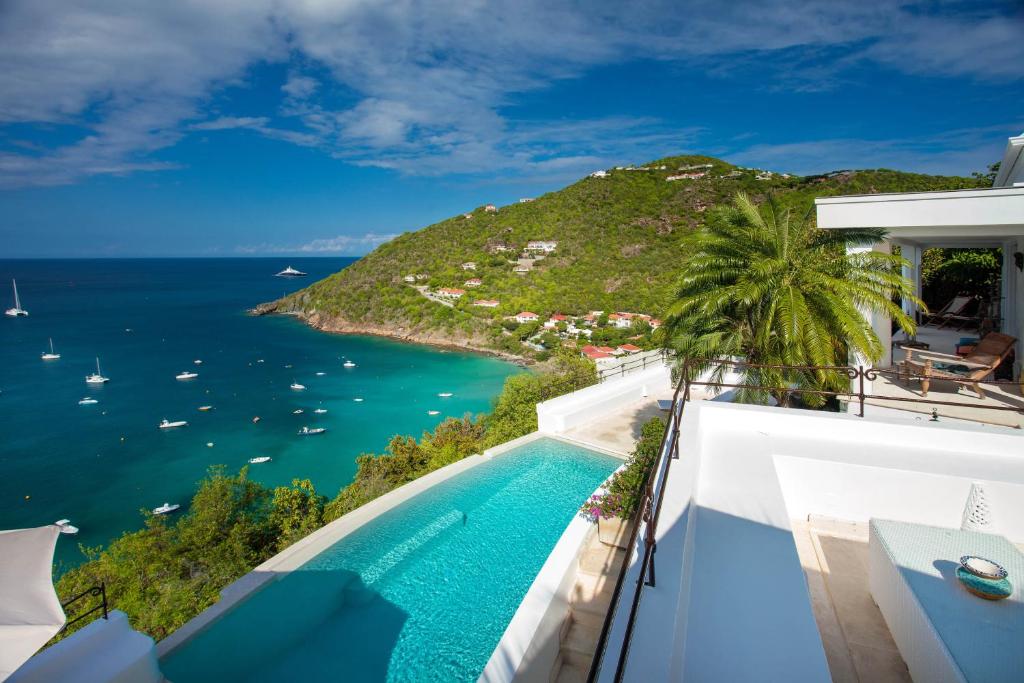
top-left (597, 516), bottom-right (632, 548)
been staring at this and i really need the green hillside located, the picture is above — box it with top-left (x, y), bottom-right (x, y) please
top-left (263, 155), bottom-right (983, 356)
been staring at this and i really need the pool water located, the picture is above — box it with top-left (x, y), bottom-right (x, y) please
top-left (160, 437), bottom-right (619, 682)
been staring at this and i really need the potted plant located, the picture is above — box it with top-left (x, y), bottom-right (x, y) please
top-left (580, 417), bottom-right (664, 548)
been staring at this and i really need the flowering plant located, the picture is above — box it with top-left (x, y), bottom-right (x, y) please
top-left (580, 492), bottom-right (626, 521)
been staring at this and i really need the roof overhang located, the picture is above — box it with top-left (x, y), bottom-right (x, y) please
top-left (993, 133), bottom-right (1024, 187)
top-left (815, 187), bottom-right (1024, 246)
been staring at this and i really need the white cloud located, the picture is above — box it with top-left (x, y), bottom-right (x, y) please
top-left (236, 232), bottom-right (399, 254)
top-left (0, 1), bottom-right (1021, 188)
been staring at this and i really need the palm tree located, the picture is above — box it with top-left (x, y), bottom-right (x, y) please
top-left (664, 193), bottom-right (921, 405)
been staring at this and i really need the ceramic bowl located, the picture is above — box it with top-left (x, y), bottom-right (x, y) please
top-left (959, 555), bottom-right (1008, 581)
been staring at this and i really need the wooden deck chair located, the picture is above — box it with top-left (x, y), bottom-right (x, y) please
top-left (902, 332), bottom-right (1017, 399)
top-left (922, 295), bottom-right (975, 328)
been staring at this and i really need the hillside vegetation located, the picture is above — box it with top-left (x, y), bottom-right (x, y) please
top-left (263, 155), bottom-right (983, 356)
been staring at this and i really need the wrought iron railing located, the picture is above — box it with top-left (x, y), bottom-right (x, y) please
top-left (587, 359), bottom-right (1023, 682)
top-left (60, 583), bottom-right (108, 631)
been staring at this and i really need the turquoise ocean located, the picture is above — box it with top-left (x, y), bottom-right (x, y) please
top-left (0, 258), bottom-right (520, 570)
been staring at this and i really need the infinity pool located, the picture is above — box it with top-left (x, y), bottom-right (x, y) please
top-left (161, 437), bottom-right (619, 682)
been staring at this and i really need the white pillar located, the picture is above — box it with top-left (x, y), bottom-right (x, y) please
top-left (848, 241), bottom-right (893, 394)
top-left (900, 244), bottom-right (922, 327)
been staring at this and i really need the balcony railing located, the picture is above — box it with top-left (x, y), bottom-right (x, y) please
top-left (596, 350), bottom-right (671, 382)
top-left (587, 358), bottom-right (1023, 683)
top-left (59, 583), bottom-right (108, 631)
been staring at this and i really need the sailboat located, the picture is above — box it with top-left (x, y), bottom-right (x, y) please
top-left (41, 338), bottom-right (60, 360)
top-left (5, 279), bottom-right (28, 317)
top-left (86, 357), bottom-right (109, 384)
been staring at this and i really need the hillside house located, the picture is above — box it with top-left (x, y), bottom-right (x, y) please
top-left (756, 171), bottom-right (775, 180)
top-left (415, 274), bottom-right (429, 281)
top-left (667, 172), bottom-right (706, 181)
top-left (617, 343), bottom-right (642, 354)
top-left (463, 213), bottom-right (473, 219)
top-left (436, 288), bottom-right (465, 299)
top-left (525, 240), bottom-right (558, 253)
top-left (484, 204), bottom-right (498, 213)
top-left (515, 311), bottom-right (540, 324)
top-left (473, 299), bottom-right (499, 308)
top-left (461, 262), bottom-right (476, 271)
top-left (513, 265), bottom-right (531, 274)
top-left (519, 198), bottom-right (534, 203)
top-left (464, 278), bottom-right (482, 287)
top-left (488, 243), bottom-right (512, 253)
top-left (403, 275), bottom-right (416, 283)
top-left (590, 170), bottom-right (608, 178)
top-left (608, 312), bottom-right (634, 329)
top-left (544, 314), bottom-right (568, 329)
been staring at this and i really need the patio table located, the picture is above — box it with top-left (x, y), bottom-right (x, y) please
top-left (868, 519), bottom-right (1024, 683)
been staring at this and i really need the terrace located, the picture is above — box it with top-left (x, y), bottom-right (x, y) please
top-left (577, 361), bottom-right (1024, 683)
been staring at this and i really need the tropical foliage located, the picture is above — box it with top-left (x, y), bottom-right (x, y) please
top-left (664, 193), bottom-right (919, 404)
top-left (920, 248), bottom-right (1001, 309)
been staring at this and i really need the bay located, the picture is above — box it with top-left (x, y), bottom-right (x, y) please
top-left (0, 258), bottom-right (520, 570)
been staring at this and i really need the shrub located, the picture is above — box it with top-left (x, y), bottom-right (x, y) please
top-left (581, 417), bottom-right (664, 520)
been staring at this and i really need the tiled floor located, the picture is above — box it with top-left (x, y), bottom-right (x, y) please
top-left (560, 397), bottom-right (666, 455)
top-left (791, 517), bottom-right (912, 683)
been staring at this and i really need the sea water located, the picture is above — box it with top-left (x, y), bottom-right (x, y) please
top-left (0, 258), bottom-right (520, 569)
top-left (160, 437), bottom-right (619, 682)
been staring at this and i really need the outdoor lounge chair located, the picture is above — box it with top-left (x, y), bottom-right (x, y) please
top-left (902, 332), bottom-right (1017, 399)
top-left (922, 294), bottom-right (977, 329)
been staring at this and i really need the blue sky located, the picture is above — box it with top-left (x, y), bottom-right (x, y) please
top-left (0, 1), bottom-right (1022, 257)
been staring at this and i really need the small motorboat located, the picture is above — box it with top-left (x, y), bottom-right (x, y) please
top-left (152, 502), bottom-right (181, 515)
top-left (290, 382), bottom-right (306, 390)
top-left (176, 371), bottom-right (198, 380)
top-left (353, 397), bottom-right (364, 402)
top-left (256, 359), bottom-right (265, 364)
top-left (313, 408), bottom-right (327, 414)
top-left (252, 416), bottom-right (261, 423)
top-left (438, 392), bottom-right (453, 398)
top-left (343, 360), bottom-right (356, 368)
top-left (293, 409), bottom-right (304, 415)
top-left (78, 397), bottom-right (98, 405)
top-left (198, 405), bottom-right (213, 411)
top-left (41, 338), bottom-right (60, 360)
top-left (248, 456), bottom-right (272, 464)
top-left (315, 371), bottom-right (326, 376)
top-left (159, 419), bottom-right (188, 429)
top-left (298, 426), bottom-right (326, 436)
top-left (206, 442), bottom-right (214, 448)
top-left (428, 410), bottom-right (440, 416)
top-left (54, 519), bottom-right (79, 535)
top-left (86, 357), bottom-right (109, 384)
top-left (194, 359), bottom-right (203, 365)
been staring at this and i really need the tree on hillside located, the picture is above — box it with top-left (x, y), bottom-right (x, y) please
top-left (664, 193), bottom-right (920, 405)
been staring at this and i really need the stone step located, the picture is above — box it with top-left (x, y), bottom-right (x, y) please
top-left (578, 539), bottom-right (627, 578)
top-left (570, 605), bottom-right (608, 631)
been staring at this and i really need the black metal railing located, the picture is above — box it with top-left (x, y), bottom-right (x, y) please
top-left (596, 350), bottom-right (671, 382)
top-left (60, 583), bottom-right (108, 630)
top-left (587, 359), bottom-right (1023, 682)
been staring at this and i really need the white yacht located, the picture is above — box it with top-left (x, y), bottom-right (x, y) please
top-left (290, 382), bottom-right (306, 390)
top-left (175, 371), bottom-right (199, 380)
top-left (315, 371), bottom-right (326, 376)
top-left (41, 338), bottom-right (60, 360)
top-left (159, 419), bottom-right (188, 429)
top-left (274, 265), bottom-right (307, 277)
top-left (85, 358), bottom-right (109, 384)
top-left (194, 359), bottom-right (203, 365)
top-left (313, 408), bottom-right (327, 414)
top-left (54, 519), bottom-right (79, 535)
top-left (198, 405), bottom-right (213, 411)
top-left (78, 397), bottom-right (98, 405)
top-left (343, 360), bottom-right (356, 368)
top-left (5, 279), bottom-right (28, 317)
top-left (152, 503), bottom-right (181, 515)
top-left (438, 392), bottom-right (453, 398)
top-left (248, 457), bottom-right (271, 464)
top-left (298, 426), bottom-right (326, 435)
top-left (293, 409), bottom-right (304, 414)
top-left (428, 410), bottom-right (440, 415)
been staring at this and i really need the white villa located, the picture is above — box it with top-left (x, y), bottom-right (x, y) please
top-left (464, 278), bottom-right (482, 287)
top-left (461, 262), bottom-right (476, 271)
top-left (525, 240), bottom-right (558, 253)
top-left (590, 170), bottom-right (609, 178)
top-left (473, 299), bottom-right (500, 308)
top-left (6, 132), bottom-right (1023, 683)
top-left (435, 287), bottom-right (465, 299)
top-left (514, 311), bottom-right (540, 324)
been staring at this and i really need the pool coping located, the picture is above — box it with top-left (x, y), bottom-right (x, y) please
top-left (157, 431), bottom-right (624, 661)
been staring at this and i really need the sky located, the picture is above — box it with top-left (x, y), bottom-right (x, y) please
top-left (0, 1), bottom-right (1022, 257)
